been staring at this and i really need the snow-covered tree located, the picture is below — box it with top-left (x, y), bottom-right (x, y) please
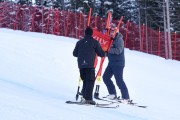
top-left (95, 0), bottom-right (138, 21)
top-left (136, 0), bottom-right (180, 31)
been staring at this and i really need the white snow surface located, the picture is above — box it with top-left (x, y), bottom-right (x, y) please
top-left (0, 28), bottom-right (180, 120)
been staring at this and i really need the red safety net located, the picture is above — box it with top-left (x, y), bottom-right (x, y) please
top-left (0, 2), bottom-right (180, 61)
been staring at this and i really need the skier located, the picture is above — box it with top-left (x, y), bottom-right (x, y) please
top-left (102, 24), bottom-right (130, 103)
top-left (73, 27), bottom-right (105, 105)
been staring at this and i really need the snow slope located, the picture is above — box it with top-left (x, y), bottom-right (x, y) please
top-left (0, 28), bottom-right (180, 120)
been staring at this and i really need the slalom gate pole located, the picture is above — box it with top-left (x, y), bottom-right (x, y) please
top-left (112, 16), bottom-right (124, 38)
top-left (87, 8), bottom-right (92, 27)
top-left (125, 20), bottom-right (130, 48)
top-left (94, 12), bottom-right (112, 99)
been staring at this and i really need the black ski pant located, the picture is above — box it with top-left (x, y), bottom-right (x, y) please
top-left (80, 68), bottom-right (95, 101)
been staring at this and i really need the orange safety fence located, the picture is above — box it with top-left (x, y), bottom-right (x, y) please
top-left (0, 2), bottom-right (180, 61)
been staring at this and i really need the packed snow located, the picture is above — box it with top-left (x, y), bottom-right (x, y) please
top-left (0, 28), bottom-right (180, 120)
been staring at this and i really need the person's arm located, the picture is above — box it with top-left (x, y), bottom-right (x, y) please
top-left (73, 42), bottom-right (79, 57)
top-left (95, 41), bottom-right (105, 57)
top-left (109, 37), bottom-right (124, 55)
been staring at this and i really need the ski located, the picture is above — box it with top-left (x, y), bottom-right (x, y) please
top-left (66, 101), bottom-right (84, 104)
top-left (95, 98), bottom-right (147, 108)
top-left (96, 103), bottom-right (119, 108)
top-left (65, 101), bottom-right (119, 108)
top-left (117, 100), bottom-right (147, 108)
top-left (95, 97), bottom-right (118, 103)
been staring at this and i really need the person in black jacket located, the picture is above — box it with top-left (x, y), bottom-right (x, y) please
top-left (73, 27), bottom-right (105, 105)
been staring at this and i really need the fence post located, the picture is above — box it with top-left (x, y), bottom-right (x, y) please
top-left (78, 12), bottom-right (82, 39)
top-left (31, 6), bottom-right (35, 32)
top-left (46, 8), bottom-right (51, 34)
top-left (65, 11), bottom-right (69, 37)
top-left (75, 11), bottom-right (78, 38)
top-left (173, 32), bottom-right (177, 59)
top-left (125, 20), bottom-right (129, 48)
top-left (54, 9), bottom-right (59, 35)
top-left (13, 4), bottom-right (20, 30)
top-left (166, 0), bottom-right (172, 59)
top-left (0, 2), bottom-right (4, 27)
top-left (158, 27), bottom-right (161, 56)
top-left (163, 0), bottom-right (168, 59)
top-left (41, 6), bottom-right (44, 33)
top-left (141, 24), bottom-right (145, 51)
top-left (0, 3), bottom-right (1, 27)
top-left (63, 11), bottom-right (66, 36)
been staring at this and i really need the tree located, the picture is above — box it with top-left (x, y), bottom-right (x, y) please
top-left (96, 0), bottom-right (139, 21)
top-left (136, 0), bottom-right (180, 32)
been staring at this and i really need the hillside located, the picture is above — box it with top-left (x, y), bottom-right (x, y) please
top-left (0, 28), bottom-right (180, 120)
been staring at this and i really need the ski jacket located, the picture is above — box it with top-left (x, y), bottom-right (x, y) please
top-left (107, 33), bottom-right (125, 66)
top-left (73, 35), bottom-right (105, 69)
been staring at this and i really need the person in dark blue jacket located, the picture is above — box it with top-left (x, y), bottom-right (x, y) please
top-left (73, 27), bottom-right (105, 105)
top-left (102, 27), bottom-right (130, 103)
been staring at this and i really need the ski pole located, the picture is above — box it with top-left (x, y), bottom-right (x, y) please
top-left (94, 58), bottom-right (104, 99)
top-left (75, 77), bottom-right (81, 101)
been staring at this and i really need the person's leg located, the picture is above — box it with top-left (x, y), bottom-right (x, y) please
top-left (80, 68), bottom-right (86, 99)
top-left (85, 68), bottom-right (95, 100)
top-left (112, 66), bottom-right (130, 99)
top-left (102, 65), bottom-right (116, 95)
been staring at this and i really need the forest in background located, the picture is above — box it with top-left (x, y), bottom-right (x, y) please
top-left (4, 0), bottom-right (179, 32)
